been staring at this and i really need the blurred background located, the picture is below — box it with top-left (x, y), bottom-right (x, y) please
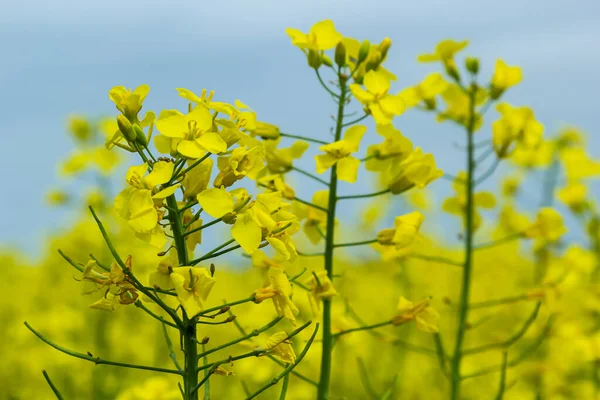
top-left (1, 1), bottom-right (600, 399)
top-left (1, 0), bottom-right (599, 255)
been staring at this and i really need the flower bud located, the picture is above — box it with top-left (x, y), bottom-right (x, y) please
top-left (200, 336), bottom-right (210, 345)
top-left (378, 37), bottom-right (392, 59)
top-left (334, 42), bottom-right (347, 67)
top-left (133, 124), bottom-right (147, 147)
top-left (307, 49), bottom-right (322, 69)
top-left (445, 60), bottom-right (461, 82)
top-left (377, 228), bottom-right (395, 245)
top-left (465, 57), bottom-right (480, 75)
top-left (365, 51), bottom-right (382, 72)
top-left (117, 115), bottom-right (136, 142)
top-left (321, 54), bottom-right (333, 68)
top-left (226, 315), bottom-right (237, 323)
top-left (221, 212), bottom-right (237, 225)
top-left (210, 263), bottom-right (216, 277)
top-left (358, 40), bottom-right (370, 64)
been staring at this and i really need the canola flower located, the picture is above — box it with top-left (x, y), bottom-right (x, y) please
top-left (22, 19), bottom-right (600, 400)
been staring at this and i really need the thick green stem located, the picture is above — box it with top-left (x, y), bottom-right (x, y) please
top-left (317, 70), bottom-right (347, 400)
top-left (450, 84), bottom-right (477, 400)
top-left (167, 195), bottom-right (198, 399)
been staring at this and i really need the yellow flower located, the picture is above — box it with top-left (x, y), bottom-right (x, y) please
top-left (170, 267), bottom-right (216, 317)
top-left (67, 115), bottom-right (92, 142)
top-left (442, 172), bottom-right (496, 230)
top-left (560, 148), bottom-right (600, 181)
top-left (392, 296), bottom-right (440, 333)
top-left (387, 148), bottom-right (443, 194)
top-left (109, 84), bottom-right (150, 120)
top-left (377, 212), bottom-right (425, 249)
top-left (400, 73), bottom-right (448, 109)
top-left (556, 182), bottom-right (588, 213)
top-left (213, 145), bottom-right (265, 188)
top-left (257, 174), bottom-right (295, 200)
top-left (300, 190), bottom-right (329, 245)
top-left (149, 252), bottom-right (179, 291)
top-left (197, 188), bottom-right (290, 255)
top-left (365, 124), bottom-right (413, 172)
top-left (497, 205), bottom-right (530, 236)
top-left (438, 84), bottom-right (486, 128)
top-left (510, 140), bottom-right (554, 168)
top-left (524, 208), bottom-right (567, 242)
top-left (254, 267), bottom-right (299, 324)
top-left (264, 139), bottom-right (309, 173)
top-left (349, 71), bottom-right (405, 124)
top-left (491, 60), bottom-right (522, 98)
top-left (46, 190), bottom-right (69, 206)
top-left (182, 158), bottom-right (213, 201)
top-left (263, 331), bottom-right (297, 364)
top-left (315, 125), bottom-right (366, 183)
top-left (305, 270), bottom-right (337, 314)
top-left (501, 176), bottom-right (522, 197)
top-left (114, 162), bottom-right (178, 247)
top-left (286, 20), bottom-right (343, 51)
top-left (156, 105), bottom-right (227, 158)
top-left (492, 102), bottom-right (544, 158)
top-left (343, 37), bottom-right (397, 83)
top-left (417, 40), bottom-right (468, 64)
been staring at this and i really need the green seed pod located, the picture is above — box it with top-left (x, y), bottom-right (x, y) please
top-left (116, 115), bottom-right (136, 142)
top-left (335, 42), bottom-right (347, 67)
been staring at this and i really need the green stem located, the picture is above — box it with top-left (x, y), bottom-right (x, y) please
top-left (246, 323), bottom-right (319, 400)
top-left (278, 373), bottom-right (290, 400)
top-left (337, 189), bottom-right (390, 200)
top-left (290, 165), bottom-right (329, 185)
top-left (494, 352), bottom-right (509, 400)
top-left (183, 218), bottom-right (222, 238)
top-left (26, 322), bottom-right (180, 375)
top-left (410, 253), bottom-right (463, 267)
top-left (332, 320), bottom-right (393, 339)
top-left (450, 83), bottom-right (477, 400)
top-left (318, 70), bottom-right (347, 400)
top-left (315, 69), bottom-right (340, 99)
top-left (42, 370), bottom-right (65, 400)
top-left (474, 233), bottom-right (521, 251)
top-left (280, 132), bottom-right (328, 145)
top-left (166, 195), bottom-right (199, 400)
top-left (341, 113), bottom-right (369, 127)
top-left (334, 238), bottom-right (378, 248)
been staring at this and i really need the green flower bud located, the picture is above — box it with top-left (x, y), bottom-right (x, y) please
top-left (117, 115), bottom-right (136, 142)
top-left (335, 42), bottom-right (347, 67)
top-left (365, 51), bottom-right (382, 72)
top-left (465, 57), bottom-right (480, 75)
top-left (307, 49), bottom-right (322, 69)
top-left (133, 124), bottom-right (147, 147)
top-left (322, 54), bottom-right (333, 68)
top-left (358, 40), bottom-right (370, 64)
top-left (445, 61), bottom-right (461, 83)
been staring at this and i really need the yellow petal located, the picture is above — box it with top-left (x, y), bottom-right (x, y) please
top-left (336, 156), bottom-right (361, 183)
top-left (145, 161), bottom-right (174, 187)
top-left (156, 110), bottom-right (187, 138)
top-left (197, 132), bottom-right (227, 154)
top-left (232, 212), bottom-right (262, 253)
top-left (197, 188), bottom-right (235, 218)
top-left (315, 154), bottom-right (338, 174)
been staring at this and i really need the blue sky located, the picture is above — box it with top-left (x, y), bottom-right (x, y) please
top-left (1, 0), bottom-right (599, 257)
